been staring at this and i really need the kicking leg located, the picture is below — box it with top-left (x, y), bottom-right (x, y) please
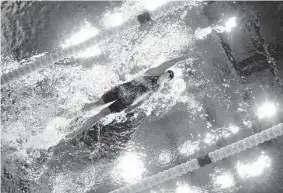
top-left (82, 86), bottom-right (120, 112)
top-left (81, 97), bottom-right (105, 112)
top-left (65, 107), bottom-right (112, 139)
top-left (66, 97), bottom-right (105, 119)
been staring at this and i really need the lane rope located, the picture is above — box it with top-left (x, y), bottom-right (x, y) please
top-left (1, 1), bottom-right (196, 85)
top-left (108, 123), bottom-right (283, 193)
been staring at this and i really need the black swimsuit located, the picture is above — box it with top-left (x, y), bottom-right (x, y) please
top-left (102, 76), bottom-right (160, 112)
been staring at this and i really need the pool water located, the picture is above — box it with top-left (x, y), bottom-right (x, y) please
top-left (1, 1), bottom-right (283, 193)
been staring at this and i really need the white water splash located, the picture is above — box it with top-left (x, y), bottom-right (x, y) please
top-left (60, 20), bottom-right (99, 49)
top-left (144, 0), bottom-right (169, 11)
top-left (178, 141), bottom-right (199, 156)
top-left (176, 182), bottom-right (206, 193)
top-left (111, 151), bottom-right (146, 184)
top-left (194, 27), bottom-right (212, 40)
top-left (157, 150), bottom-right (172, 165)
top-left (236, 152), bottom-right (271, 179)
top-left (75, 45), bottom-right (102, 59)
top-left (24, 117), bottom-right (69, 150)
top-left (212, 171), bottom-right (235, 189)
top-left (256, 101), bottom-right (278, 119)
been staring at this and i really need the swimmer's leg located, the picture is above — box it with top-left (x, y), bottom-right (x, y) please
top-left (81, 97), bottom-right (105, 112)
top-left (66, 107), bottom-right (112, 139)
top-left (82, 87), bottom-right (120, 112)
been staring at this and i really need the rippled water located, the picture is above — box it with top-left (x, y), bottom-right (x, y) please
top-left (2, 1), bottom-right (283, 193)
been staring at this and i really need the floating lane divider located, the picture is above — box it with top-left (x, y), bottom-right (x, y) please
top-left (108, 123), bottom-right (283, 193)
top-left (1, 1), bottom-right (196, 86)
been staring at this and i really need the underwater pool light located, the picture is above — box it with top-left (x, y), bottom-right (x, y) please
top-left (215, 16), bottom-right (237, 33)
top-left (213, 172), bottom-right (235, 189)
top-left (60, 21), bottom-right (99, 49)
top-left (103, 12), bottom-right (125, 28)
top-left (195, 17), bottom-right (237, 39)
top-left (236, 153), bottom-right (271, 179)
top-left (256, 101), bottom-right (277, 119)
top-left (115, 152), bottom-right (146, 184)
top-left (176, 183), bottom-right (202, 193)
top-left (75, 45), bottom-right (102, 59)
top-left (225, 17), bottom-right (237, 32)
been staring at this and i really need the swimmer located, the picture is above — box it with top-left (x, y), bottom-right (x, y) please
top-left (65, 55), bottom-right (189, 138)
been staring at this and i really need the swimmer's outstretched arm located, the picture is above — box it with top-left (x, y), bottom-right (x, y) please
top-left (144, 54), bottom-right (189, 76)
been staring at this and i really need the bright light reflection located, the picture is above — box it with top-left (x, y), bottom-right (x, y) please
top-left (115, 152), bottom-right (146, 183)
top-left (178, 141), bottom-right (199, 156)
top-left (225, 17), bottom-right (237, 32)
top-left (257, 101), bottom-right (277, 119)
top-left (204, 133), bottom-right (215, 145)
top-left (144, 0), bottom-right (169, 11)
top-left (60, 21), bottom-right (99, 48)
top-left (176, 183), bottom-right (203, 193)
top-left (213, 172), bottom-right (235, 189)
top-left (194, 17), bottom-right (237, 40)
top-left (236, 153), bottom-right (271, 179)
top-left (157, 150), bottom-right (172, 165)
top-left (75, 45), bottom-right (102, 59)
top-left (228, 124), bottom-right (240, 134)
top-left (243, 120), bottom-right (252, 128)
top-left (103, 12), bottom-right (125, 28)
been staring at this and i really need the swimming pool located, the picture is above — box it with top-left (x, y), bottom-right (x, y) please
top-left (1, 1), bottom-right (283, 193)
